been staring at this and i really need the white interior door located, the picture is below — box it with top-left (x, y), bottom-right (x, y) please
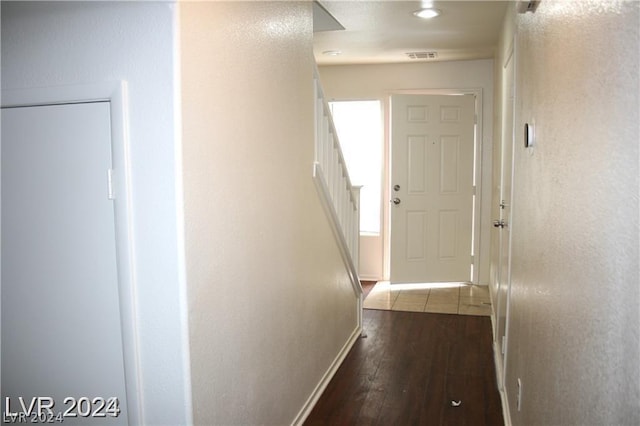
top-left (495, 48), bottom-right (516, 386)
top-left (390, 94), bottom-right (475, 283)
top-left (2, 102), bottom-right (128, 424)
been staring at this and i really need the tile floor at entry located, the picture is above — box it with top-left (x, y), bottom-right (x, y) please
top-left (363, 281), bottom-right (492, 316)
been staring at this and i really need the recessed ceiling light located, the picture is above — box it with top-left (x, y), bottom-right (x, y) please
top-left (413, 8), bottom-right (441, 19)
top-left (322, 50), bottom-right (342, 56)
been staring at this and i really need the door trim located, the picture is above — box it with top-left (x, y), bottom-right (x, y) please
top-left (2, 82), bottom-right (142, 425)
top-left (383, 88), bottom-right (484, 284)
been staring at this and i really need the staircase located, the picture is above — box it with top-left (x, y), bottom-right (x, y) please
top-left (312, 67), bottom-right (363, 326)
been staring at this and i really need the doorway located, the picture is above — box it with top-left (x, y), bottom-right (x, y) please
top-left (387, 91), bottom-right (483, 284)
top-left (1, 84), bottom-right (140, 424)
top-left (493, 38), bottom-right (516, 389)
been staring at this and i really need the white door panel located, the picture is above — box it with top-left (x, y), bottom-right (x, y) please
top-left (390, 94), bottom-right (475, 283)
top-left (2, 102), bottom-right (128, 424)
top-left (494, 49), bottom-right (516, 388)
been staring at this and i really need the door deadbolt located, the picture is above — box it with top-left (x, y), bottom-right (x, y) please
top-left (393, 184), bottom-right (401, 192)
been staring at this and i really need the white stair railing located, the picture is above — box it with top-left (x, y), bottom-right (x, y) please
top-left (312, 67), bottom-right (362, 309)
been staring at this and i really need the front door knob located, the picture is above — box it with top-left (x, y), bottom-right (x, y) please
top-left (493, 219), bottom-right (506, 228)
top-left (392, 197), bottom-right (401, 205)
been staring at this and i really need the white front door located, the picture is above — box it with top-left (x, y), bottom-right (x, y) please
top-left (2, 102), bottom-right (128, 424)
top-left (390, 94), bottom-right (475, 283)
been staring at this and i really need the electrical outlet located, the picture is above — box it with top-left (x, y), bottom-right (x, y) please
top-left (516, 378), bottom-right (522, 411)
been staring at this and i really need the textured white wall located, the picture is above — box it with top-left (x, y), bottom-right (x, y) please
top-left (319, 60), bottom-right (495, 284)
top-left (500, 1), bottom-right (639, 424)
top-left (179, 2), bottom-right (358, 424)
top-left (1, 3), bottom-right (192, 425)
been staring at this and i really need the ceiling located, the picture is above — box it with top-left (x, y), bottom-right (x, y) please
top-left (313, 1), bottom-right (508, 65)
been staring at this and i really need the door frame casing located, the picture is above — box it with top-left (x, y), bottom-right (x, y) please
top-left (1, 82), bottom-right (142, 425)
top-left (384, 88), bottom-right (484, 284)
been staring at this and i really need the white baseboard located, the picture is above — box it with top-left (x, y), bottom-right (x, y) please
top-left (290, 325), bottom-right (362, 426)
top-left (358, 275), bottom-right (381, 281)
top-left (493, 338), bottom-right (512, 426)
top-left (489, 289), bottom-right (511, 426)
top-left (498, 376), bottom-right (513, 426)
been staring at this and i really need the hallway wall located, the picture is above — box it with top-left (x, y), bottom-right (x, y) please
top-left (499, 1), bottom-right (639, 424)
top-left (180, 2), bottom-right (359, 424)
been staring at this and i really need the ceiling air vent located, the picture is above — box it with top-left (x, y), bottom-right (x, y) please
top-left (517, 0), bottom-right (541, 13)
top-left (406, 51), bottom-right (438, 60)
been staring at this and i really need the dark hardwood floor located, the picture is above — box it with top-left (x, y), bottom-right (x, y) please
top-left (305, 309), bottom-right (504, 426)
